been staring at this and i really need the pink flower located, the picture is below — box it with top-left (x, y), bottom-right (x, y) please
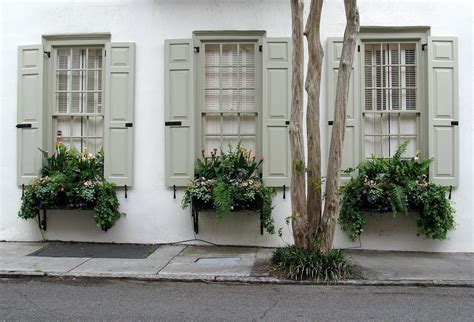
top-left (259, 155), bottom-right (264, 161)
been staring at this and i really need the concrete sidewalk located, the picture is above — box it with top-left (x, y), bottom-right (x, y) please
top-left (0, 242), bottom-right (472, 286)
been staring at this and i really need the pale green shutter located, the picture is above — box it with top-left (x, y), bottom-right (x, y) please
top-left (104, 43), bottom-right (135, 186)
top-left (326, 37), bottom-right (361, 184)
top-left (17, 45), bottom-right (44, 185)
top-left (165, 39), bottom-right (195, 186)
top-left (427, 37), bottom-right (459, 187)
top-left (262, 38), bottom-right (291, 187)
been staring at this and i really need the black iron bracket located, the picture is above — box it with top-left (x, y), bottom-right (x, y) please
top-left (194, 46), bottom-right (200, 53)
top-left (124, 185), bottom-right (128, 199)
top-left (16, 123), bottom-right (32, 128)
top-left (283, 185), bottom-right (286, 199)
top-left (259, 45), bottom-right (263, 52)
top-left (449, 185), bottom-right (453, 200)
top-left (328, 121), bottom-right (334, 125)
top-left (22, 184), bottom-right (25, 199)
top-left (357, 45), bottom-right (360, 52)
top-left (173, 185), bottom-right (176, 199)
top-left (125, 122), bottom-right (133, 128)
top-left (451, 121), bottom-right (459, 126)
top-left (44, 51), bottom-right (51, 58)
top-left (37, 209), bottom-right (47, 231)
top-left (191, 200), bottom-right (264, 236)
top-left (421, 43), bottom-right (427, 51)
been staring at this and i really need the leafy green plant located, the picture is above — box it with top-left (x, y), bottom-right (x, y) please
top-left (182, 143), bottom-right (275, 234)
top-left (271, 245), bottom-right (358, 281)
top-left (18, 143), bottom-right (124, 231)
top-left (339, 141), bottom-right (455, 241)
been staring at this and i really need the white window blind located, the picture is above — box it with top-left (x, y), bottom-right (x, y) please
top-left (363, 42), bottom-right (419, 158)
top-left (203, 42), bottom-right (257, 153)
top-left (53, 47), bottom-right (104, 154)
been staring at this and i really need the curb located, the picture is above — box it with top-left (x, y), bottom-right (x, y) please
top-left (1, 271), bottom-right (473, 288)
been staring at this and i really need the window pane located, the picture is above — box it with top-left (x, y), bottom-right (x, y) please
top-left (240, 114), bottom-right (256, 135)
top-left (222, 115), bottom-right (238, 135)
top-left (205, 44), bottom-right (220, 66)
top-left (204, 114), bottom-right (220, 135)
top-left (205, 90), bottom-right (220, 111)
top-left (221, 44), bottom-right (238, 66)
top-left (205, 67), bottom-right (220, 89)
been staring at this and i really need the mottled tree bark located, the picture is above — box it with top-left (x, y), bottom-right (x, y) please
top-left (320, 0), bottom-right (360, 252)
top-left (304, 0), bottom-right (324, 250)
top-left (289, 0), bottom-right (308, 249)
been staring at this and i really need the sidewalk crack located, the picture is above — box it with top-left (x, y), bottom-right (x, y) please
top-left (156, 245), bottom-right (187, 275)
top-left (66, 257), bottom-right (93, 273)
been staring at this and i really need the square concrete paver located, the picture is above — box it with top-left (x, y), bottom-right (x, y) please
top-left (0, 256), bottom-right (89, 273)
top-left (159, 246), bottom-right (258, 277)
top-left (348, 250), bottom-right (474, 281)
top-left (0, 242), bottom-right (45, 257)
top-left (69, 245), bottom-right (185, 276)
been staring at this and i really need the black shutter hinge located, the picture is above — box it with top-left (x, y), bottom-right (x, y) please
top-left (16, 123), bottom-right (32, 128)
top-left (125, 122), bottom-right (133, 127)
top-left (422, 43), bottom-right (427, 51)
top-left (259, 45), bottom-right (263, 52)
top-left (124, 185), bottom-right (128, 199)
top-left (44, 51), bottom-right (51, 58)
top-left (451, 121), bottom-right (459, 126)
top-left (328, 121), bottom-right (334, 125)
top-left (357, 45), bottom-right (360, 52)
top-left (194, 46), bottom-right (200, 53)
top-left (104, 50), bottom-right (106, 57)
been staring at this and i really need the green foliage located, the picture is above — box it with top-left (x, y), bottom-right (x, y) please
top-left (339, 141), bottom-right (455, 241)
top-left (18, 143), bottom-right (124, 231)
top-left (182, 143), bottom-right (275, 234)
top-left (271, 245), bottom-right (358, 281)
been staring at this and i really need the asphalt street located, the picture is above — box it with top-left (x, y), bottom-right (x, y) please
top-left (1, 278), bottom-right (473, 321)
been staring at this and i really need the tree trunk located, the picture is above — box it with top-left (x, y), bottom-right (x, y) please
top-left (304, 0), bottom-right (324, 250)
top-left (290, 0), bottom-right (308, 249)
top-left (320, 0), bottom-right (359, 252)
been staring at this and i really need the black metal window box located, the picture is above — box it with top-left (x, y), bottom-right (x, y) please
top-left (190, 196), bottom-right (265, 235)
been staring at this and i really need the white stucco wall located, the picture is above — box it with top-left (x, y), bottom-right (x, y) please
top-left (1, 0), bottom-right (472, 251)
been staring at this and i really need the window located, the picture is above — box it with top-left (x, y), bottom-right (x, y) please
top-left (362, 42), bottom-right (419, 158)
top-left (200, 41), bottom-right (259, 153)
top-left (53, 47), bottom-right (104, 154)
top-left (165, 33), bottom-right (291, 187)
top-left (327, 29), bottom-right (459, 186)
top-left (17, 35), bottom-right (135, 186)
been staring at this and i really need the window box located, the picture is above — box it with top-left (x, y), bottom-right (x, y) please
top-left (18, 143), bottom-right (124, 232)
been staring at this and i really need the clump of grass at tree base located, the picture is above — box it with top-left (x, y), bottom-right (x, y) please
top-left (339, 140), bottom-right (455, 241)
top-left (18, 143), bottom-right (124, 231)
top-left (182, 143), bottom-right (276, 234)
top-left (271, 245), bottom-right (359, 281)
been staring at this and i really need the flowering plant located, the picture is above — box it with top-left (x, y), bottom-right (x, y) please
top-left (339, 141), bottom-right (455, 241)
top-left (18, 143), bottom-right (124, 231)
top-left (182, 144), bottom-right (275, 234)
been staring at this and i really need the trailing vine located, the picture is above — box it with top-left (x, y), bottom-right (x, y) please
top-left (339, 141), bottom-right (455, 241)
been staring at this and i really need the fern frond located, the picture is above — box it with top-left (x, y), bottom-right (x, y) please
top-left (393, 140), bottom-right (410, 161)
top-left (388, 184), bottom-right (408, 215)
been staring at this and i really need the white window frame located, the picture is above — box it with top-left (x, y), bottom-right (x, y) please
top-left (358, 27), bottom-right (430, 159)
top-left (42, 33), bottom-right (111, 153)
top-left (193, 31), bottom-right (265, 160)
